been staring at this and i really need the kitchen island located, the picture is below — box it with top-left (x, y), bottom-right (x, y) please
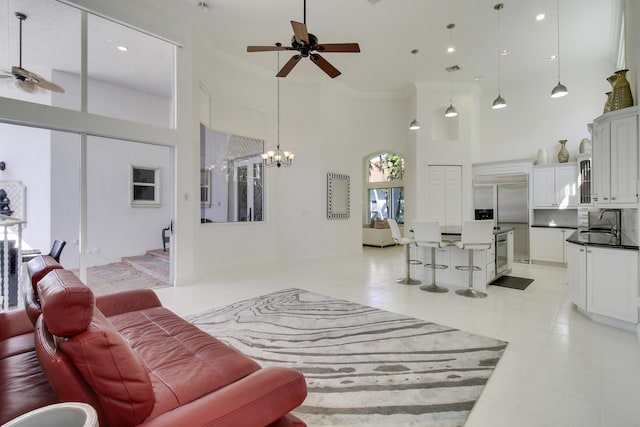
top-left (566, 228), bottom-right (639, 331)
top-left (415, 227), bottom-right (513, 292)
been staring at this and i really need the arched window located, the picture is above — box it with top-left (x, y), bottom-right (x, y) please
top-left (366, 152), bottom-right (405, 224)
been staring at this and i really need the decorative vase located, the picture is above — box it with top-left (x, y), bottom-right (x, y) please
top-left (579, 138), bottom-right (591, 154)
top-left (611, 69), bottom-right (634, 111)
top-left (604, 74), bottom-right (617, 113)
top-left (557, 140), bottom-right (569, 163)
top-left (535, 148), bottom-right (548, 165)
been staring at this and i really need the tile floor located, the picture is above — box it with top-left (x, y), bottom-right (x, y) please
top-left (154, 246), bottom-right (640, 427)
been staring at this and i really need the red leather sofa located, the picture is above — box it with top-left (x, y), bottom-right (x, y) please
top-left (1, 256), bottom-right (307, 426)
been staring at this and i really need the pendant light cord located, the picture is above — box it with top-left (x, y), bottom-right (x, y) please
top-left (556, 0), bottom-right (561, 82)
top-left (277, 51), bottom-right (280, 151)
top-left (496, 5), bottom-right (502, 94)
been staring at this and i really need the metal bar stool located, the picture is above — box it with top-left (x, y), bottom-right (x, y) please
top-left (454, 220), bottom-right (494, 298)
top-left (413, 221), bottom-right (449, 293)
top-left (388, 218), bottom-right (421, 285)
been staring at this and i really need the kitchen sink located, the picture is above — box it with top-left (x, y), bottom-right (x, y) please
top-left (579, 230), bottom-right (616, 237)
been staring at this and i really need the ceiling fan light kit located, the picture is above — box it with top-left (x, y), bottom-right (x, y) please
top-left (0, 12), bottom-right (65, 94)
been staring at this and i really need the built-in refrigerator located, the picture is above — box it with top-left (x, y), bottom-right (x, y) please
top-left (473, 175), bottom-right (530, 263)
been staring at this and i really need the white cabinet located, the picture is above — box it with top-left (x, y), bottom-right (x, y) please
top-left (587, 246), bottom-right (639, 323)
top-left (566, 243), bottom-right (587, 310)
top-left (567, 243), bottom-right (639, 324)
top-left (426, 165), bottom-right (462, 227)
top-left (592, 107), bottom-right (639, 205)
top-left (532, 164), bottom-right (578, 208)
top-left (530, 227), bottom-right (573, 263)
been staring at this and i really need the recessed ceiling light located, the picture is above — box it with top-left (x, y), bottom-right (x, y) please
top-left (535, 13), bottom-right (546, 21)
top-left (447, 46), bottom-right (455, 53)
top-left (474, 75), bottom-right (482, 81)
top-left (548, 54), bottom-right (558, 60)
top-left (500, 49), bottom-right (510, 56)
top-left (117, 46), bottom-right (128, 52)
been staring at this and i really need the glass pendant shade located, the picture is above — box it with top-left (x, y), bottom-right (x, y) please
top-left (492, 94), bottom-right (507, 109)
top-left (444, 104), bottom-right (458, 117)
top-left (551, 81), bottom-right (568, 98)
top-left (409, 118), bottom-right (421, 130)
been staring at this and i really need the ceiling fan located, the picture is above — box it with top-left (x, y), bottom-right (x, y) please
top-left (0, 12), bottom-right (65, 93)
top-left (246, 0), bottom-right (360, 78)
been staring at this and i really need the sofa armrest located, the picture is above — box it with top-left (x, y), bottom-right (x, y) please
top-left (0, 309), bottom-right (33, 341)
top-left (138, 367), bottom-right (307, 427)
top-left (95, 289), bottom-right (162, 317)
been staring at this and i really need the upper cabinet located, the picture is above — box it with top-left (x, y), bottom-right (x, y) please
top-left (532, 164), bottom-right (578, 208)
top-left (592, 106), bottom-right (639, 206)
top-left (426, 165), bottom-right (462, 227)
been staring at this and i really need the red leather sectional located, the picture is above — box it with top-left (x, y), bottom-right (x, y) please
top-left (0, 256), bottom-right (307, 426)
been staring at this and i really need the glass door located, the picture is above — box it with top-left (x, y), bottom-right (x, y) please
top-left (232, 156), bottom-right (263, 222)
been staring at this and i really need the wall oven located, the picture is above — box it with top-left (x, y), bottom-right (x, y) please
top-left (495, 232), bottom-right (509, 276)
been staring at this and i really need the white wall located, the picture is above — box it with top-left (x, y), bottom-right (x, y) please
top-left (0, 124), bottom-right (51, 252)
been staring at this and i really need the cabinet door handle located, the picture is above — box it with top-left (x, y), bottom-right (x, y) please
top-left (579, 249), bottom-right (584, 252)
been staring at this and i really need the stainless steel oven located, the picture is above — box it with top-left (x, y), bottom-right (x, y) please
top-left (495, 232), bottom-right (508, 276)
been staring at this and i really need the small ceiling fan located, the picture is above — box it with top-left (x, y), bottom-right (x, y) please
top-left (246, 0), bottom-right (360, 78)
top-left (0, 12), bottom-right (65, 93)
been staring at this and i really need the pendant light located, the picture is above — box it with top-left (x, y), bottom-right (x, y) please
top-left (445, 65), bottom-right (459, 118)
top-left (550, 0), bottom-right (568, 98)
top-left (444, 23), bottom-right (458, 118)
top-left (409, 49), bottom-right (421, 130)
top-left (492, 3), bottom-right (507, 109)
top-left (262, 48), bottom-right (294, 168)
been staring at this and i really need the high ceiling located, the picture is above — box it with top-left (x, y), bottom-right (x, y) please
top-left (0, 0), bottom-right (619, 98)
top-left (164, 0), bottom-right (618, 96)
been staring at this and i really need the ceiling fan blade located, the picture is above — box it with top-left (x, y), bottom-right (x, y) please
top-left (310, 54), bottom-right (341, 78)
top-left (276, 55), bottom-right (302, 77)
top-left (18, 68), bottom-right (65, 93)
top-left (291, 21), bottom-right (309, 45)
top-left (247, 45), bottom-right (290, 53)
top-left (316, 43), bottom-right (361, 53)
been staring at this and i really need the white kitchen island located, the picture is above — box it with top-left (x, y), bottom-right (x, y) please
top-left (414, 227), bottom-right (513, 292)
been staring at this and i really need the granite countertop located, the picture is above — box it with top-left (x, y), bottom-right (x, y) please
top-left (531, 224), bottom-right (578, 229)
top-left (440, 226), bottom-right (514, 236)
top-left (566, 228), bottom-right (639, 250)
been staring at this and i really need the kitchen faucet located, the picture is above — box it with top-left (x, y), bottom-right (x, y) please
top-left (597, 209), bottom-right (621, 237)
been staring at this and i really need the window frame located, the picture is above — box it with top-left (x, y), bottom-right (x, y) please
top-left (130, 165), bottom-right (161, 207)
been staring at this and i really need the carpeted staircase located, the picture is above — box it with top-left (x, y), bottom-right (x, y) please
top-left (122, 249), bottom-right (170, 283)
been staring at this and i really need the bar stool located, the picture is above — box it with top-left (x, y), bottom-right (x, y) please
top-left (413, 221), bottom-right (449, 293)
top-left (454, 220), bottom-right (494, 298)
top-left (388, 218), bottom-right (421, 285)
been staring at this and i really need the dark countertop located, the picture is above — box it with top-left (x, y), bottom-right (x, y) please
top-left (566, 228), bottom-right (639, 250)
top-left (441, 226), bottom-right (514, 236)
top-left (531, 224), bottom-right (578, 229)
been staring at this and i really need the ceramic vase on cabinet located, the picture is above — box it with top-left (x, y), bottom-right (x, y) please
top-left (604, 74), bottom-right (617, 112)
top-left (557, 140), bottom-right (569, 163)
top-left (611, 69), bottom-right (634, 111)
top-left (579, 138), bottom-right (591, 154)
top-left (535, 148), bottom-right (548, 165)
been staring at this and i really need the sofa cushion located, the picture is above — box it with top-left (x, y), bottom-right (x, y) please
top-left (0, 350), bottom-right (58, 425)
top-left (37, 269), bottom-right (94, 336)
top-left (107, 307), bottom-right (262, 419)
top-left (59, 309), bottom-right (155, 427)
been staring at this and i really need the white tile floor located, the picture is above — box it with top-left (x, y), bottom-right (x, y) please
top-left (154, 246), bottom-right (640, 427)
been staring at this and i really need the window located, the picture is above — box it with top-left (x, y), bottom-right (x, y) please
top-left (200, 169), bottom-right (211, 208)
top-left (131, 165), bottom-right (160, 207)
top-left (366, 153), bottom-right (405, 224)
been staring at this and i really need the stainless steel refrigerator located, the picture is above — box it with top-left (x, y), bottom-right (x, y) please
top-left (473, 175), bottom-right (529, 263)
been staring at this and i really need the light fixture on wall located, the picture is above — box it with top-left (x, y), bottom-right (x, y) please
top-left (492, 3), bottom-right (507, 109)
top-left (445, 65), bottom-right (459, 118)
top-left (262, 47), bottom-right (294, 168)
top-left (550, 0), bottom-right (568, 98)
top-left (409, 49), bottom-right (421, 130)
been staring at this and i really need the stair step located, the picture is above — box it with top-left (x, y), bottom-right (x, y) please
top-left (122, 254), bottom-right (169, 283)
top-left (146, 248), bottom-right (170, 261)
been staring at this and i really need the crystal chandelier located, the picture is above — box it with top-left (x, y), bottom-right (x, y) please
top-left (262, 49), bottom-right (294, 168)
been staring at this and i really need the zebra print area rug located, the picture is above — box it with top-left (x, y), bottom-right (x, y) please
top-left (188, 288), bottom-right (507, 426)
